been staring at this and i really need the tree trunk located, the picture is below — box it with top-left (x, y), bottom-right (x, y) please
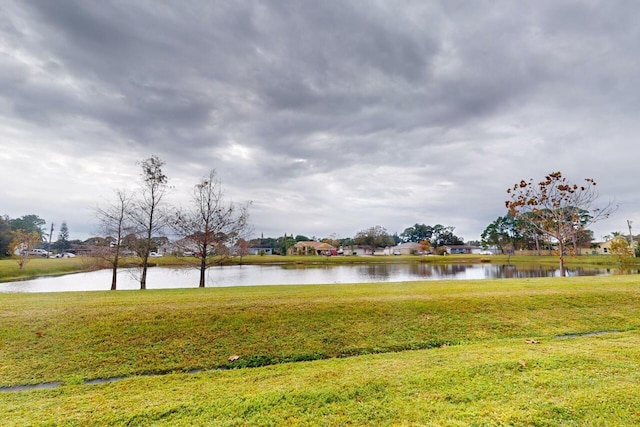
top-left (111, 251), bottom-right (119, 290)
top-left (140, 254), bottom-right (148, 290)
top-left (199, 255), bottom-right (206, 288)
top-left (111, 266), bottom-right (117, 290)
top-left (141, 225), bottom-right (152, 289)
top-left (558, 241), bottom-right (566, 277)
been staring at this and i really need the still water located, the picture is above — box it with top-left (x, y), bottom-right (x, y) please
top-left (0, 263), bottom-right (617, 293)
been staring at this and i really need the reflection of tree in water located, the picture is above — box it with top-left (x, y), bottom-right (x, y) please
top-left (487, 264), bottom-right (552, 279)
top-left (358, 263), bottom-right (622, 281)
top-left (362, 264), bottom-right (393, 280)
top-left (431, 264), bottom-right (468, 277)
top-left (367, 263), bottom-right (471, 279)
top-left (608, 267), bottom-right (640, 275)
top-left (409, 264), bottom-right (432, 278)
top-left (485, 265), bottom-right (614, 279)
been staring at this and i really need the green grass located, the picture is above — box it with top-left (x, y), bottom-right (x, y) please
top-left (1, 275), bottom-right (639, 425)
top-left (2, 333), bottom-right (639, 426)
top-left (0, 257), bottom-right (100, 282)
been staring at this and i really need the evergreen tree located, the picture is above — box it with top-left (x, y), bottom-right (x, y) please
top-left (55, 221), bottom-right (70, 251)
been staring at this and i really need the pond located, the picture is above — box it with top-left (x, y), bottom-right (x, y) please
top-left (0, 263), bottom-right (622, 293)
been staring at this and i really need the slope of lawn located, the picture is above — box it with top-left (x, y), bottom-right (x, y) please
top-left (1, 274), bottom-right (639, 425)
top-left (2, 332), bottom-right (639, 426)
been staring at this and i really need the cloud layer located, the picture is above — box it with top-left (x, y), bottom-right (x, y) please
top-left (1, 1), bottom-right (638, 241)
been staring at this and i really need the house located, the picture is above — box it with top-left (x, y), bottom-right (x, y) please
top-left (288, 241), bottom-right (337, 256)
top-left (384, 242), bottom-right (423, 255)
top-left (442, 245), bottom-right (483, 255)
top-left (345, 245), bottom-right (368, 256)
top-left (248, 246), bottom-right (273, 255)
top-left (159, 238), bottom-right (200, 256)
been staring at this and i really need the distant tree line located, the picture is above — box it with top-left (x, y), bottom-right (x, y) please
top-left (247, 223), bottom-right (465, 256)
top-left (0, 214), bottom-right (78, 266)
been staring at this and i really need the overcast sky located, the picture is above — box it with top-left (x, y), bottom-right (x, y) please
top-left (1, 1), bottom-right (639, 243)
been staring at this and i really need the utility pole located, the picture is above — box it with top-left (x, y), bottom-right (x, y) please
top-left (628, 220), bottom-right (636, 257)
top-left (48, 223), bottom-right (54, 250)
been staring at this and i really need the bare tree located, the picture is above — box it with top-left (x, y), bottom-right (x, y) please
top-left (129, 156), bottom-right (170, 289)
top-left (96, 190), bottom-right (133, 290)
top-left (235, 238), bottom-right (249, 264)
top-left (506, 171), bottom-right (615, 276)
top-left (173, 169), bottom-right (251, 287)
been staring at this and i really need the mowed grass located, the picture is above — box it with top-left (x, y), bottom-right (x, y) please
top-left (2, 332), bottom-right (639, 426)
top-left (0, 257), bottom-right (101, 282)
top-left (1, 275), bottom-right (639, 425)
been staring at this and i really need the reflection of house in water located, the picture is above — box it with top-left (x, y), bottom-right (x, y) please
top-left (288, 241), bottom-right (337, 256)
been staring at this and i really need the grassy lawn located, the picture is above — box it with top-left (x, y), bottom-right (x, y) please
top-left (0, 257), bottom-right (99, 282)
top-left (2, 332), bottom-right (639, 426)
top-left (1, 275), bottom-right (640, 425)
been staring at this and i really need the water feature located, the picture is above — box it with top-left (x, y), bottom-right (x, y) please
top-left (0, 263), bottom-right (619, 293)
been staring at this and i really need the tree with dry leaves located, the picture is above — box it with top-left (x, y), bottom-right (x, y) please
top-left (173, 169), bottom-right (251, 288)
top-left (96, 190), bottom-right (134, 290)
top-left (129, 156), bottom-right (170, 289)
top-left (419, 239), bottom-right (431, 254)
top-left (609, 236), bottom-right (633, 264)
top-left (506, 171), bottom-right (615, 276)
top-left (10, 230), bottom-right (42, 270)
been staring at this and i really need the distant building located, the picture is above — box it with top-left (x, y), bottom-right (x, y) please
top-left (288, 241), bottom-right (337, 256)
top-left (442, 245), bottom-right (483, 255)
top-left (383, 242), bottom-right (423, 255)
top-left (589, 235), bottom-right (639, 255)
top-left (248, 246), bottom-right (273, 255)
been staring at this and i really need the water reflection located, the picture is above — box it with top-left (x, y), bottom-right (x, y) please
top-left (0, 263), bottom-right (630, 293)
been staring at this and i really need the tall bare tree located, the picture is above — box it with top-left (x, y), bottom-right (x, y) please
top-left (129, 156), bottom-right (170, 289)
top-left (506, 171), bottom-right (615, 276)
top-left (96, 190), bottom-right (133, 290)
top-left (174, 169), bottom-right (251, 287)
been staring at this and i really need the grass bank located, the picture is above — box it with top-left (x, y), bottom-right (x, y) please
top-left (1, 275), bottom-right (639, 425)
top-left (1, 275), bottom-right (639, 388)
top-left (2, 332), bottom-right (638, 426)
top-left (0, 257), bottom-right (98, 282)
